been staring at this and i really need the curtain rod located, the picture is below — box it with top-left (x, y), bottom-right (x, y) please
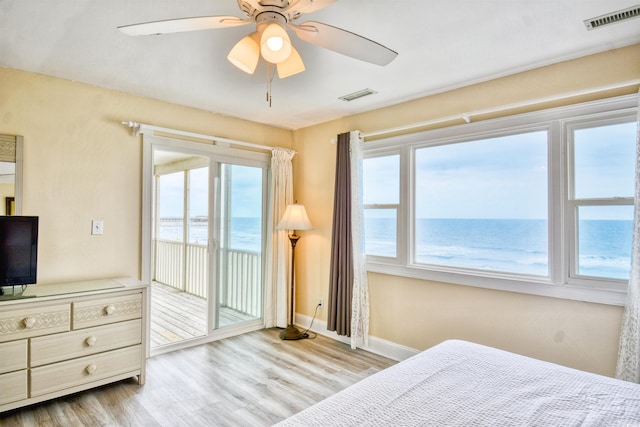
top-left (122, 121), bottom-right (284, 153)
top-left (361, 79), bottom-right (640, 140)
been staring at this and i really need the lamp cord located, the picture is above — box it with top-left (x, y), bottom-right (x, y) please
top-left (300, 303), bottom-right (321, 339)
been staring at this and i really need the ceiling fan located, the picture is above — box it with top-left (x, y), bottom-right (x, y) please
top-left (118, 0), bottom-right (398, 80)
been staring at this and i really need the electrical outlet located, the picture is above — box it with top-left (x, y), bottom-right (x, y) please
top-left (318, 297), bottom-right (323, 308)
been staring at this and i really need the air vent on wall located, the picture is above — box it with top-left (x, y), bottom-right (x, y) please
top-left (339, 88), bottom-right (378, 102)
top-left (584, 5), bottom-right (640, 30)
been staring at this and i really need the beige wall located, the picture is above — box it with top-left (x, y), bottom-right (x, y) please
top-left (1, 43), bottom-right (638, 378)
top-left (0, 67), bottom-right (291, 284)
top-left (292, 44), bottom-right (640, 376)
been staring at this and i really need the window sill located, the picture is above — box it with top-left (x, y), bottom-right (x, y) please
top-left (366, 262), bottom-right (627, 306)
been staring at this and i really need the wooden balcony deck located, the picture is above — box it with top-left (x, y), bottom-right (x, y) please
top-left (150, 281), bottom-right (257, 348)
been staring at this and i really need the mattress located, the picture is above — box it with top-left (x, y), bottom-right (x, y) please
top-left (275, 340), bottom-right (640, 426)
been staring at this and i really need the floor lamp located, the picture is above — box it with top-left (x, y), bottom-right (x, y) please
top-left (276, 203), bottom-right (313, 340)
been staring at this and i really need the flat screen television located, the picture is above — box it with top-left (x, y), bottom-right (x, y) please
top-left (0, 216), bottom-right (38, 293)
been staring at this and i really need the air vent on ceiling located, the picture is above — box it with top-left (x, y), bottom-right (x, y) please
top-left (339, 88), bottom-right (378, 102)
top-left (584, 5), bottom-right (640, 30)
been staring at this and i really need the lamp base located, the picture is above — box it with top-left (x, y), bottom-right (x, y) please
top-left (279, 325), bottom-right (306, 340)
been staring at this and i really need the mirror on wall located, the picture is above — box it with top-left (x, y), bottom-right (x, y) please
top-left (0, 134), bottom-right (23, 215)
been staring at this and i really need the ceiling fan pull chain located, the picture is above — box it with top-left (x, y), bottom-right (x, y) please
top-left (266, 63), bottom-right (275, 108)
top-left (266, 65), bottom-right (271, 107)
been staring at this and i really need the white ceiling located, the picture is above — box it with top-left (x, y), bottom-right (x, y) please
top-left (1, 1), bottom-right (639, 130)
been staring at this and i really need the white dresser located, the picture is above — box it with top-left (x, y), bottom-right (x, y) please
top-left (0, 277), bottom-right (147, 412)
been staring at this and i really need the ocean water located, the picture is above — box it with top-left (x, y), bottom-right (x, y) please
top-left (158, 217), bottom-right (262, 253)
top-left (159, 217), bottom-right (633, 280)
top-left (416, 219), bottom-right (549, 276)
top-left (577, 219), bottom-right (633, 279)
top-left (365, 218), bottom-right (632, 279)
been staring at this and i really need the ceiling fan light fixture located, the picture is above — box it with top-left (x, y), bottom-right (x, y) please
top-left (277, 46), bottom-right (305, 78)
top-left (227, 32), bottom-right (260, 74)
top-left (260, 22), bottom-right (292, 64)
top-left (267, 35), bottom-right (284, 51)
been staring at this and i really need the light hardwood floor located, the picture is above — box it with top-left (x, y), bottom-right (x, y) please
top-left (0, 328), bottom-right (395, 426)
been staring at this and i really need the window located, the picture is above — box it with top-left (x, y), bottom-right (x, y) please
top-left (414, 132), bottom-right (548, 275)
top-left (568, 120), bottom-right (636, 282)
top-left (363, 95), bottom-right (638, 304)
top-left (363, 154), bottom-right (400, 258)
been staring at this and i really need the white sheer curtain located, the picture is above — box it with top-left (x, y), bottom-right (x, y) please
top-left (616, 90), bottom-right (640, 383)
top-left (266, 147), bottom-right (295, 328)
top-left (350, 131), bottom-right (369, 349)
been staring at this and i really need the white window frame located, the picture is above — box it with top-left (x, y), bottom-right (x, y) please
top-left (564, 113), bottom-right (636, 291)
top-left (364, 95), bottom-right (638, 306)
top-left (363, 148), bottom-right (405, 265)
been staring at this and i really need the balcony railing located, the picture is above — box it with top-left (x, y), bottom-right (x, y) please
top-left (154, 240), bottom-right (262, 318)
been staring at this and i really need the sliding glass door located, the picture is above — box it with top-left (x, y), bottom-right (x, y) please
top-left (152, 150), bottom-right (210, 348)
top-left (144, 137), bottom-right (269, 354)
top-left (216, 163), bottom-right (264, 328)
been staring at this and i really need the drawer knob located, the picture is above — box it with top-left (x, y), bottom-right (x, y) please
top-left (85, 336), bottom-right (97, 346)
top-left (104, 304), bottom-right (116, 315)
top-left (86, 364), bottom-right (97, 375)
top-left (23, 316), bottom-right (36, 329)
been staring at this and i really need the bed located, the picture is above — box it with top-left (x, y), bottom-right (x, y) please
top-left (275, 340), bottom-right (640, 426)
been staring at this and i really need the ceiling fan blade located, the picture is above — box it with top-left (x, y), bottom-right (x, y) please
top-left (284, 0), bottom-right (337, 14)
top-left (236, 0), bottom-right (263, 17)
top-left (289, 21), bottom-right (397, 66)
top-left (118, 16), bottom-right (252, 36)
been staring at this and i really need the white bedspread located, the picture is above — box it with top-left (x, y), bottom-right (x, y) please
top-left (275, 340), bottom-right (640, 426)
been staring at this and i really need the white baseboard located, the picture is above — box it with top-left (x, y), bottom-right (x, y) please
top-left (295, 312), bottom-right (420, 362)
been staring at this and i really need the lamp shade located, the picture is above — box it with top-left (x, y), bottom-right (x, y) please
top-left (277, 46), bottom-right (305, 78)
top-left (277, 204), bottom-right (313, 231)
top-left (260, 22), bottom-right (292, 64)
top-left (227, 33), bottom-right (260, 74)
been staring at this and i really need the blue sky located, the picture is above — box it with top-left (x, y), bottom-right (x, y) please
top-left (574, 123), bottom-right (635, 199)
top-left (226, 165), bottom-right (263, 218)
top-left (415, 131), bottom-right (548, 219)
top-left (158, 172), bottom-right (184, 218)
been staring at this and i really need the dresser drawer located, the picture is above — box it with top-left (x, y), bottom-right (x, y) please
top-left (30, 345), bottom-right (142, 397)
top-left (0, 370), bottom-right (27, 405)
top-left (0, 339), bottom-right (27, 374)
top-left (30, 319), bottom-right (142, 367)
top-left (0, 303), bottom-right (70, 343)
top-left (73, 293), bottom-right (142, 329)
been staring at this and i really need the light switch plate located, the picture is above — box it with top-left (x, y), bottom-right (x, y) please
top-left (92, 220), bottom-right (104, 235)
